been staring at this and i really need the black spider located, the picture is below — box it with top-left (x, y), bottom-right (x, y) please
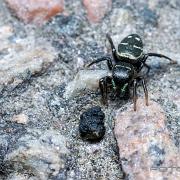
top-left (87, 34), bottom-right (177, 111)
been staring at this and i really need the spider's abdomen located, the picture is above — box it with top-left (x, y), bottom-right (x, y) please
top-left (118, 34), bottom-right (143, 61)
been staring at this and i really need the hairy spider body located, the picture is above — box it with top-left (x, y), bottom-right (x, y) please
top-left (112, 62), bottom-right (134, 99)
top-left (87, 34), bottom-right (176, 111)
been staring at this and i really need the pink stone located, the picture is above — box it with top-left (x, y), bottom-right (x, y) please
top-left (5, 0), bottom-right (64, 25)
top-left (114, 99), bottom-right (180, 180)
top-left (83, 0), bottom-right (112, 23)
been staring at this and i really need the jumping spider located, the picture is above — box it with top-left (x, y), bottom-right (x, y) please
top-left (87, 34), bottom-right (176, 111)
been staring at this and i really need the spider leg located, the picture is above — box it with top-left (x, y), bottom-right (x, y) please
top-left (106, 33), bottom-right (119, 60)
top-left (137, 55), bottom-right (151, 75)
top-left (146, 53), bottom-right (177, 64)
top-left (133, 79), bottom-right (138, 111)
top-left (136, 76), bottom-right (149, 107)
top-left (144, 63), bottom-right (151, 75)
top-left (141, 78), bottom-right (149, 106)
top-left (87, 56), bottom-right (113, 70)
top-left (99, 76), bottom-right (111, 105)
top-left (139, 52), bottom-right (177, 75)
top-left (106, 34), bottom-right (116, 53)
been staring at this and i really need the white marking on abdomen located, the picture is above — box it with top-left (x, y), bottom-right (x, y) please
top-left (133, 45), bottom-right (142, 50)
top-left (135, 37), bottom-right (141, 41)
top-left (120, 42), bottom-right (128, 45)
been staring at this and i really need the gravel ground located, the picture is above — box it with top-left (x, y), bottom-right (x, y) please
top-left (0, 0), bottom-right (179, 179)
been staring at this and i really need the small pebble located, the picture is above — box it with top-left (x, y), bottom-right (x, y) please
top-left (79, 106), bottom-right (105, 141)
top-left (12, 114), bottom-right (28, 124)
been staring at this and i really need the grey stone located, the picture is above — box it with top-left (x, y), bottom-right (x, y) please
top-left (0, 25), bottom-right (57, 94)
top-left (4, 129), bottom-right (69, 180)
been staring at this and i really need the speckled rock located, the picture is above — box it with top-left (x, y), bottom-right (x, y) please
top-left (110, 8), bottom-right (134, 31)
top-left (114, 99), bottom-right (180, 180)
top-left (6, 173), bottom-right (36, 180)
top-left (4, 129), bottom-right (68, 180)
top-left (139, 7), bottom-right (158, 27)
top-left (79, 106), bottom-right (105, 141)
top-left (0, 25), bottom-right (57, 93)
top-left (170, 90), bottom-right (180, 113)
top-left (5, 0), bottom-right (64, 25)
top-left (0, 136), bottom-right (8, 164)
top-left (83, 0), bottom-right (112, 23)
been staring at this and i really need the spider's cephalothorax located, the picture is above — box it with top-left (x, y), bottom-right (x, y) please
top-left (87, 34), bottom-right (177, 111)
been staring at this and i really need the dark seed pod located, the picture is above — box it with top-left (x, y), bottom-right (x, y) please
top-left (79, 106), bottom-right (105, 141)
